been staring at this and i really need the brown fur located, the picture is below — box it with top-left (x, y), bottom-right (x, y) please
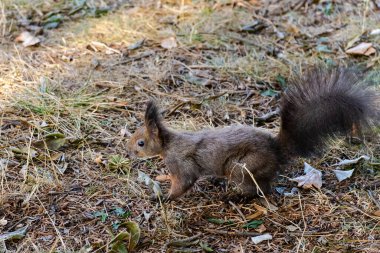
top-left (128, 66), bottom-right (379, 201)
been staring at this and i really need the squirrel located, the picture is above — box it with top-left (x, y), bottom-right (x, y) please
top-left (127, 66), bottom-right (379, 201)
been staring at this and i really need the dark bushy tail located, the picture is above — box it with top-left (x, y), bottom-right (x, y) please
top-left (145, 100), bottom-right (171, 146)
top-left (278, 66), bottom-right (379, 156)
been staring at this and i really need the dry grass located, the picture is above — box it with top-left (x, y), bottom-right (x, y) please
top-left (0, 0), bottom-right (379, 252)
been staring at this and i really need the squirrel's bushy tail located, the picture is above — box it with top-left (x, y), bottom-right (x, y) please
top-left (278, 66), bottom-right (379, 156)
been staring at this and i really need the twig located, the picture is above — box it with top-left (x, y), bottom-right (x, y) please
top-left (162, 233), bottom-right (202, 252)
top-left (367, 190), bottom-right (380, 209)
top-left (229, 201), bottom-right (247, 222)
top-left (166, 100), bottom-right (192, 116)
top-left (164, 92), bottom-right (227, 116)
top-left (36, 196), bottom-right (67, 252)
top-left (227, 33), bottom-right (268, 51)
top-left (205, 228), bottom-right (260, 237)
top-left (295, 192), bottom-right (307, 253)
top-left (205, 228), bottom-right (339, 237)
top-left (110, 51), bottom-right (155, 66)
top-left (255, 108), bottom-right (280, 123)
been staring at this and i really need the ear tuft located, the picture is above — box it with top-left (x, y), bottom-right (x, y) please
top-left (144, 100), bottom-right (161, 137)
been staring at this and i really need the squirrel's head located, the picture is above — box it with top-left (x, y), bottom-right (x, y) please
top-left (127, 101), bottom-right (165, 158)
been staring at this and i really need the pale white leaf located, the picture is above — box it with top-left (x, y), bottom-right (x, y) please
top-left (346, 42), bottom-right (375, 55)
top-left (0, 226), bottom-right (28, 241)
top-left (161, 37), bottom-right (177, 49)
top-left (0, 218), bottom-right (7, 226)
top-left (251, 233), bottom-right (272, 244)
top-left (137, 170), bottom-right (162, 197)
top-left (333, 168), bottom-right (355, 182)
top-left (332, 155), bottom-right (370, 166)
top-left (370, 29), bottom-right (380, 36)
top-left (285, 225), bottom-right (298, 232)
top-left (291, 162), bottom-right (322, 189)
top-left (15, 31), bottom-right (40, 47)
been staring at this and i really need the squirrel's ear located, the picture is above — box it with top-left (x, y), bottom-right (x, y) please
top-left (145, 119), bottom-right (159, 138)
top-left (144, 100), bottom-right (161, 138)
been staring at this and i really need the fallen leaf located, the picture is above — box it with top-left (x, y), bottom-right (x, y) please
top-left (137, 170), bottom-right (162, 197)
top-left (332, 168), bottom-right (355, 182)
top-left (241, 20), bottom-right (266, 33)
top-left (364, 47), bottom-right (376, 56)
top-left (251, 233), bottom-right (272, 244)
top-left (246, 211), bottom-right (263, 220)
top-left (109, 221), bottom-right (141, 252)
top-left (285, 23), bottom-right (300, 36)
top-left (34, 132), bottom-right (66, 151)
top-left (184, 73), bottom-right (212, 87)
top-left (255, 224), bottom-right (267, 233)
top-left (243, 220), bottom-right (263, 229)
top-left (332, 155), bottom-right (370, 166)
top-left (346, 43), bottom-right (376, 56)
top-left (128, 39), bottom-right (145, 50)
top-left (43, 13), bottom-right (63, 29)
top-left (373, 210), bottom-right (380, 217)
top-left (39, 121), bottom-right (48, 127)
top-left (316, 45), bottom-right (333, 53)
top-left (161, 37), bottom-right (177, 49)
top-left (291, 162), bottom-right (322, 189)
top-left (0, 218), bottom-right (7, 226)
top-left (285, 225), bottom-right (298, 232)
top-left (370, 29), bottom-right (380, 36)
top-left (0, 226), bottom-right (28, 241)
top-left (89, 41), bottom-right (121, 54)
top-left (318, 236), bottom-right (328, 245)
top-left (15, 31), bottom-right (40, 47)
top-left (253, 203), bottom-right (268, 215)
top-left (284, 187), bottom-right (299, 197)
top-left (11, 147), bottom-right (38, 159)
top-left (260, 89), bottom-right (279, 97)
top-left (200, 242), bottom-right (213, 252)
top-left (345, 35), bottom-right (361, 50)
top-left (94, 156), bottom-right (103, 164)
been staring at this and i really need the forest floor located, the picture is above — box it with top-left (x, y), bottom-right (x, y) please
top-left (0, 0), bottom-right (380, 252)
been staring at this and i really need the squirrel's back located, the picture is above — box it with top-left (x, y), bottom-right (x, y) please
top-left (278, 66), bottom-right (379, 156)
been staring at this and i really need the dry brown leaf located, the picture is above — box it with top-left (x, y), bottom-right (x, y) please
top-left (285, 23), bottom-right (300, 35)
top-left (364, 47), bottom-right (376, 56)
top-left (15, 31), bottom-right (40, 47)
top-left (253, 203), bottom-right (268, 215)
top-left (255, 224), bottom-right (267, 233)
top-left (94, 155), bottom-right (103, 164)
top-left (285, 225), bottom-right (298, 232)
top-left (346, 42), bottom-right (375, 56)
top-left (161, 37), bottom-right (177, 49)
top-left (373, 210), bottom-right (380, 217)
top-left (246, 211), bottom-right (263, 220)
top-left (89, 41), bottom-right (121, 54)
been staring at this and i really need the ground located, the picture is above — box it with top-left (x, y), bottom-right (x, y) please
top-left (0, 0), bottom-right (380, 252)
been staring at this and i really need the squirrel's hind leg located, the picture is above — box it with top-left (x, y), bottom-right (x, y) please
top-left (166, 174), bottom-right (197, 200)
top-left (225, 154), bottom-right (277, 201)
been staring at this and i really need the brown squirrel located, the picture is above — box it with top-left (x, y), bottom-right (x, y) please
top-left (127, 66), bottom-right (379, 201)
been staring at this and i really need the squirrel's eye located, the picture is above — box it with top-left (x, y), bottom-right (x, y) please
top-left (137, 140), bottom-right (145, 147)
